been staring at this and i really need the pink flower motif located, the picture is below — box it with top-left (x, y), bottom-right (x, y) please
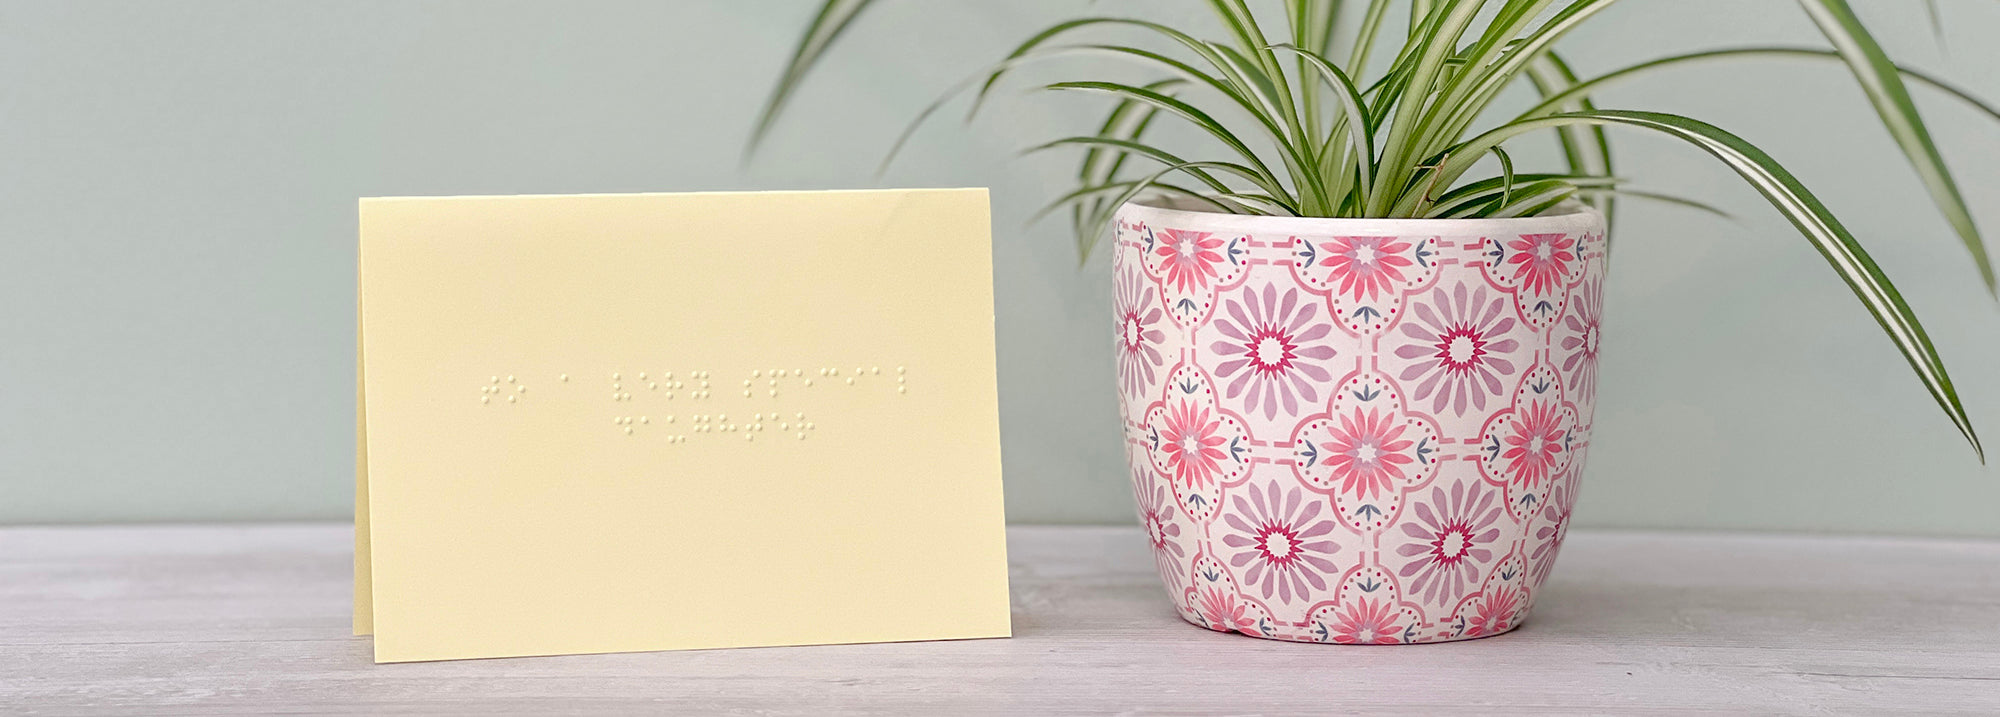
top-left (1393, 282), bottom-right (1520, 415)
top-left (1222, 482), bottom-right (1341, 603)
top-left (1135, 469), bottom-right (1186, 587)
top-left (1198, 585), bottom-right (1259, 633)
top-left (1209, 282), bottom-right (1338, 420)
top-left (1501, 401), bottom-right (1566, 489)
top-left (1327, 597), bottom-right (1406, 644)
top-left (1507, 232), bottom-right (1576, 296)
top-left (1466, 585), bottom-right (1524, 637)
top-left (1396, 481), bottom-right (1503, 604)
top-left (1159, 400), bottom-right (1228, 490)
top-left (1318, 236), bottom-right (1414, 301)
top-left (1115, 265), bottom-right (1166, 400)
top-left (1156, 228), bottom-right (1225, 294)
top-left (1325, 408), bottom-right (1416, 499)
top-left (1561, 278), bottom-right (1603, 400)
top-left (1530, 483), bottom-right (1574, 587)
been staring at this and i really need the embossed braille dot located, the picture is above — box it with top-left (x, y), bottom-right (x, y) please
top-left (613, 383), bottom-right (621, 391)
top-left (613, 418), bottom-right (622, 425)
top-left (640, 416), bottom-right (649, 424)
top-left (649, 382), bottom-right (658, 390)
top-left (507, 375), bottom-right (516, 383)
top-left (897, 366), bottom-right (906, 374)
top-left (746, 434), bottom-right (754, 442)
top-left (796, 412), bottom-right (805, 419)
top-left (769, 390), bottom-right (779, 397)
top-left (665, 415), bottom-right (674, 423)
top-left (871, 367), bottom-right (880, 374)
top-left (517, 386), bottom-right (526, 393)
top-left (854, 367), bottom-right (864, 375)
top-left (639, 373), bottom-right (648, 381)
top-left (780, 422), bottom-right (789, 430)
top-left (491, 376), bottom-right (500, 384)
top-left (897, 376), bottom-right (906, 384)
top-left (611, 393), bottom-right (620, 400)
top-left (845, 378), bottom-right (855, 385)
top-left (481, 396), bottom-right (490, 404)
top-left (718, 414), bottom-right (728, 422)
top-left (792, 369), bottom-right (803, 377)
top-left (624, 427), bottom-right (633, 435)
top-left (797, 432), bottom-right (806, 440)
top-left (751, 370), bottom-right (760, 378)
top-left (898, 386), bottom-right (908, 394)
top-left (507, 395), bottom-right (517, 403)
top-left (805, 422), bottom-right (815, 430)
top-left (560, 374), bottom-right (569, 382)
top-left (612, 373), bottom-right (621, 381)
top-left (803, 379), bottom-right (813, 387)
top-left (743, 390), bottom-right (752, 397)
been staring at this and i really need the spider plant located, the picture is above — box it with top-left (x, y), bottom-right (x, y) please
top-left (748, 0), bottom-right (1995, 458)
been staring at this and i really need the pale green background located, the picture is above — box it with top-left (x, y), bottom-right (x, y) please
top-left (4, 1), bottom-right (1996, 535)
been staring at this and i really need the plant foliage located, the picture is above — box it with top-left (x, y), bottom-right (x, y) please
top-left (750, 0), bottom-right (1995, 458)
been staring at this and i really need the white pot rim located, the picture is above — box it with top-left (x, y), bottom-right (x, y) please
top-left (1117, 197), bottom-right (1605, 235)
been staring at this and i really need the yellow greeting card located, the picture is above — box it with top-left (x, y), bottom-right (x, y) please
top-left (355, 189), bottom-right (1009, 663)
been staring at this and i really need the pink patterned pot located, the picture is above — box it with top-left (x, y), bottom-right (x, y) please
top-left (1113, 199), bottom-right (1607, 644)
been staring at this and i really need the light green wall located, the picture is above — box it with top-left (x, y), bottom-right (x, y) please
top-left (4, 1), bottom-right (1996, 535)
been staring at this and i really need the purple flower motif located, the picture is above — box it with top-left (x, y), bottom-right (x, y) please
top-left (1210, 282), bottom-right (1338, 420)
top-left (1135, 467), bottom-right (1186, 587)
top-left (1530, 481), bottom-right (1574, 588)
top-left (1561, 278), bottom-right (1603, 401)
top-left (1115, 264), bottom-right (1167, 401)
top-left (1395, 480), bottom-right (1503, 604)
top-left (1223, 482), bottom-right (1341, 603)
top-left (1393, 282), bottom-right (1520, 416)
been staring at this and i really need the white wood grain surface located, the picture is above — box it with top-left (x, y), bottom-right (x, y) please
top-left (2, 524), bottom-right (1997, 715)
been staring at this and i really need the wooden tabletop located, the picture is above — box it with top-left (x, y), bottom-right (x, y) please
top-left (3, 524), bottom-right (1997, 715)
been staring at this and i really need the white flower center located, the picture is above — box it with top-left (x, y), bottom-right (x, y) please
top-left (1262, 532), bottom-right (1295, 558)
top-left (1534, 242), bottom-right (1553, 260)
top-left (1352, 245), bottom-right (1378, 266)
top-left (1441, 531), bottom-right (1468, 556)
top-left (1584, 325), bottom-right (1598, 354)
top-left (1448, 335), bottom-right (1477, 364)
top-left (1252, 336), bottom-right (1287, 366)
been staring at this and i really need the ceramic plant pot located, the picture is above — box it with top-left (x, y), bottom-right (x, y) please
top-left (1113, 199), bottom-right (1607, 644)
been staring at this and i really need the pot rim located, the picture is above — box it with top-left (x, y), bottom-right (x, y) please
top-left (1117, 197), bottom-right (1605, 236)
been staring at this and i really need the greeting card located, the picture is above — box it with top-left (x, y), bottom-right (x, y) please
top-left (355, 189), bottom-right (1009, 662)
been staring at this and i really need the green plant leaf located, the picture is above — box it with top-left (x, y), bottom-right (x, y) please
top-left (1799, 0), bottom-right (1994, 293)
top-left (1526, 53), bottom-right (1617, 230)
top-left (1044, 80), bottom-right (1296, 206)
top-left (1270, 44), bottom-right (1376, 203)
top-left (745, 0), bottom-right (876, 158)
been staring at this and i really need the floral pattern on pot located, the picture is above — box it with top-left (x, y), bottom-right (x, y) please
top-left (1116, 200), bottom-right (1607, 644)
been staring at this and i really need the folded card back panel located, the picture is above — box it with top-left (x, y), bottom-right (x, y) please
top-left (357, 189), bottom-right (1008, 662)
